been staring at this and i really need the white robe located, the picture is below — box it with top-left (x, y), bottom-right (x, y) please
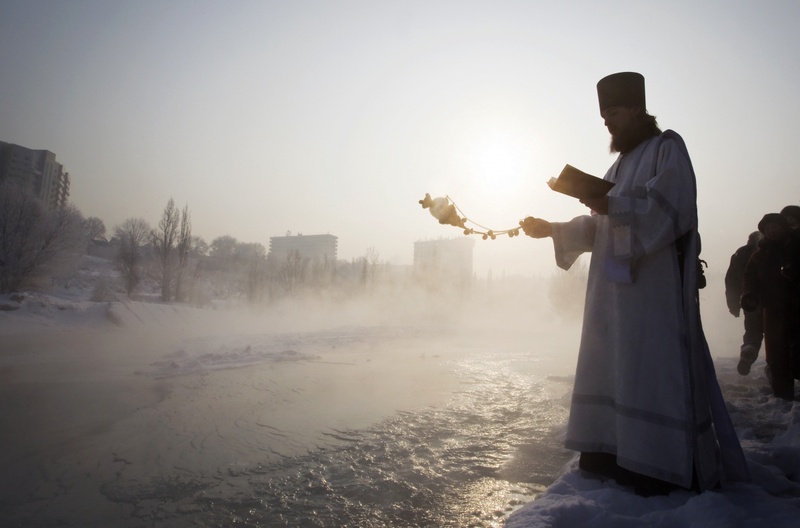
top-left (552, 130), bottom-right (749, 489)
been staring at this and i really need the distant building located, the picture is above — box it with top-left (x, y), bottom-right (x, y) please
top-left (413, 237), bottom-right (475, 286)
top-left (0, 141), bottom-right (70, 208)
top-left (268, 232), bottom-right (338, 263)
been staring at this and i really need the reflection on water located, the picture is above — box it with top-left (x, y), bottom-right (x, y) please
top-left (101, 356), bottom-right (572, 527)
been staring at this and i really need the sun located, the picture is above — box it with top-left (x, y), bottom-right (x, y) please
top-left (467, 130), bottom-right (531, 193)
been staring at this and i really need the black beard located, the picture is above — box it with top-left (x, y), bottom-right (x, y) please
top-left (609, 123), bottom-right (657, 154)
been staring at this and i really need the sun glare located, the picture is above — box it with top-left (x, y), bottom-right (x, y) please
top-left (452, 127), bottom-right (539, 229)
top-left (467, 131), bottom-right (531, 194)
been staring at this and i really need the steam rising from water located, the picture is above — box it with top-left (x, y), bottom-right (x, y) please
top-left (101, 354), bottom-right (573, 527)
top-left (0, 264), bottom-right (740, 526)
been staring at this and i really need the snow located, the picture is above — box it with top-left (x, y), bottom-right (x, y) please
top-left (507, 361), bottom-right (800, 528)
top-left (2, 257), bottom-right (799, 527)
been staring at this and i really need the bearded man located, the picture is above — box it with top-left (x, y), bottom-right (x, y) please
top-left (522, 72), bottom-right (750, 495)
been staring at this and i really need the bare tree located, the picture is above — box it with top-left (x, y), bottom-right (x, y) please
top-left (309, 254), bottom-right (335, 289)
top-left (151, 198), bottom-right (180, 301)
top-left (190, 235), bottom-right (208, 257)
top-left (174, 205), bottom-right (192, 302)
top-left (83, 216), bottom-right (107, 242)
top-left (0, 181), bottom-right (86, 293)
top-left (114, 218), bottom-right (152, 297)
top-left (359, 256), bottom-right (369, 286)
top-left (209, 235), bottom-right (238, 259)
top-left (278, 250), bottom-right (307, 294)
top-left (239, 242), bottom-right (267, 302)
top-left (365, 246), bottom-right (382, 288)
top-left (0, 184), bottom-right (42, 293)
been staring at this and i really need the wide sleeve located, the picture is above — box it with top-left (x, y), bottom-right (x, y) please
top-left (551, 215), bottom-right (597, 270)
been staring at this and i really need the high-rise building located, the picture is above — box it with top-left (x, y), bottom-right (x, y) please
top-left (268, 232), bottom-right (338, 263)
top-left (0, 141), bottom-right (70, 208)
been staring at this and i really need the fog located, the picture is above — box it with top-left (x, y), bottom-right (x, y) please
top-left (0, 256), bottom-right (586, 524)
top-left (2, 3), bottom-right (797, 523)
top-left (0, 243), bottom-right (785, 526)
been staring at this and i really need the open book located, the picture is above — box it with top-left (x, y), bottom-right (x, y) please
top-left (547, 164), bottom-right (614, 200)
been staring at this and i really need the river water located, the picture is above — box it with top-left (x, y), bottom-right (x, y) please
top-left (2, 320), bottom-right (578, 528)
top-left (134, 357), bottom-right (571, 527)
top-left (0, 272), bottom-right (752, 527)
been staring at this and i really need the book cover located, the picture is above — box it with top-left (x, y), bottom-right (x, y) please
top-left (547, 164), bottom-right (614, 200)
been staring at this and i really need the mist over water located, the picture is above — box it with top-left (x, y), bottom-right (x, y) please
top-left (0, 249), bottom-right (751, 528)
top-left (0, 273), bottom-right (587, 527)
top-left (101, 353), bottom-right (572, 527)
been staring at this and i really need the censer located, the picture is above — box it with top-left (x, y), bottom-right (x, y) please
top-left (418, 193), bottom-right (523, 240)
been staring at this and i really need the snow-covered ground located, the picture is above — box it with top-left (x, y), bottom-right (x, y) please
top-left (2, 256), bottom-right (799, 527)
top-left (508, 362), bottom-right (800, 527)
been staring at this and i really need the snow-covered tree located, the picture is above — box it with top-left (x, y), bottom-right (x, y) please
top-left (0, 181), bottom-right (86, 293)
top-left (174, 205), bottom-right (192, 302)
top-left (114, 217), bottom-right (152, 296)
top-left (209, 235), bottom-right (238, 260)
top-left (151, 198), bottom-right (180, 301)
top-left (83, 216), bottom-right (106, 242)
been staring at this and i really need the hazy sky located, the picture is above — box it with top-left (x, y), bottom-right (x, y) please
top-left (1, 0), bottom-right (799, 277)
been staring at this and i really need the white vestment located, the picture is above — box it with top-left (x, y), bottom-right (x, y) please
top-left (552, 130), bottom-right (749, 489)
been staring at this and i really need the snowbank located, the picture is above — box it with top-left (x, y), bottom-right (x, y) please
top-left (507, 359), bottom-right (800, 527)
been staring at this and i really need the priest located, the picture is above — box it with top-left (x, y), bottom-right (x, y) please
top-left (521, 72), bottom-right (750, 495)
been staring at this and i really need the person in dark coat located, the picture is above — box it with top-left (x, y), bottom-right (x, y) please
top-left (779, 205), bottom-right (800, 379)
top-left (781, 205), bottom-right (800, 230)
top-left (726, 231), bottom-right (763, 375)
top-left (741, 213), bottom-right (799, 400)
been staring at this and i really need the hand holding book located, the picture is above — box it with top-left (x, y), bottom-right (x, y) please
top-left (547, 164), bottom-right (614, 201)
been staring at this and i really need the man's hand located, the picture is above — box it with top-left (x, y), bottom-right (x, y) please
top-left (521, 217), bottom-right (552, 238)
top-left (579, 196), bottom-right (609, 215)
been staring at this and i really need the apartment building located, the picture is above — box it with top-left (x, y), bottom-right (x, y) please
top-left (0, 141), bottom-right (70, 208)
top-left (268, 232), bottom-right (338, 263)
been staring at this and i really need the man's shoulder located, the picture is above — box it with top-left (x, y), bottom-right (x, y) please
top-left (635, 130), bottom-right (682, 153)
top-left (733, 244), bottom-right (755, 259)
top-left (653, 130), bottom-right (693, 163)
top-left (656, 130), bottom-right (686, 149)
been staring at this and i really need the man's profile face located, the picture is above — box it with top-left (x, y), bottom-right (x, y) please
top-left (601, 106), bottom-right (639, 138)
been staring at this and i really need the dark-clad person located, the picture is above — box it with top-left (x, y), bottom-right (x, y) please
top-left (521, 72), bottom-right (749, 495)
top-left (781, 205), bottom-right (800, 230)
top-left (741, 213), bottom-right (800, 400)
top-left (725, 231), bottom-right (763, 375)
top-left (783, 206), bottom-right (800, 381)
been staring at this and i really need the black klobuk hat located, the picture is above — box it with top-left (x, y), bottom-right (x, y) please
top-left (597, 72), bottom-right (646, 115)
